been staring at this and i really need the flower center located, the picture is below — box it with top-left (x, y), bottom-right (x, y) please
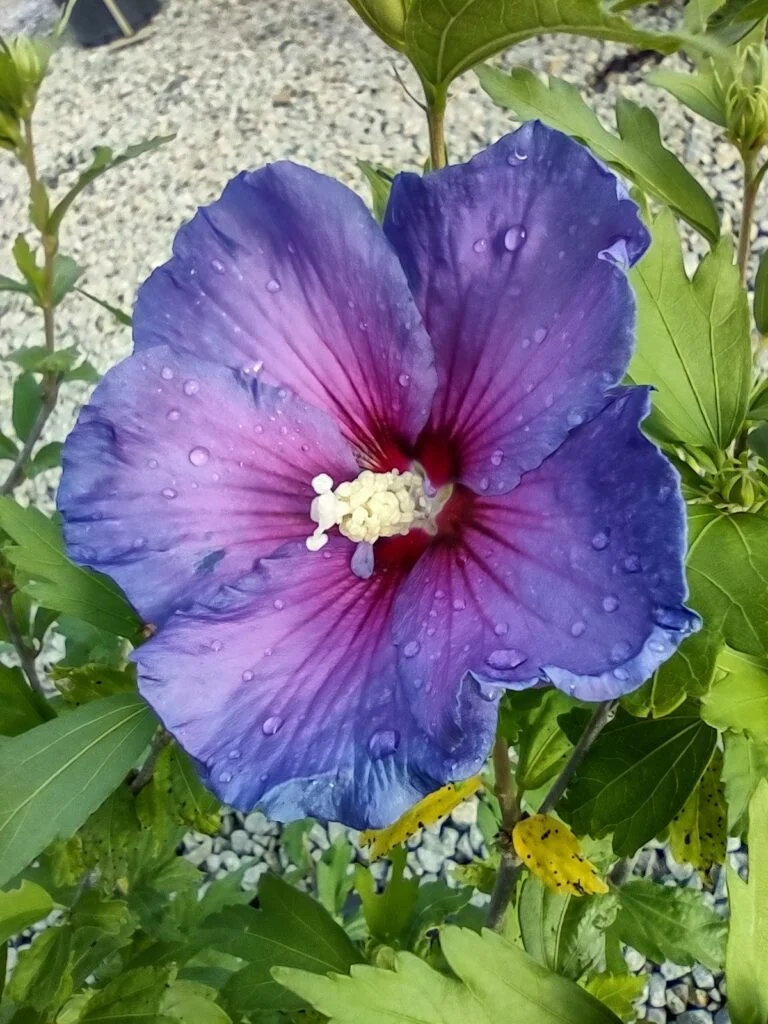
top-left (306, 468), bottom-right (450, 552)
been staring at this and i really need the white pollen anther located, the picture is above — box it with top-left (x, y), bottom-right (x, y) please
top-left (305, 468), bottom-right (449, 552)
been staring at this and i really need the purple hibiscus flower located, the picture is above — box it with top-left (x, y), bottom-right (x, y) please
top-left (58, 123), bottom-right (699, 829)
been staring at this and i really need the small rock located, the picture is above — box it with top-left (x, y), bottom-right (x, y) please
top-left (220, 850), bottom-right (241, 872)
top-left (244, 811), bottom-right (269, 835)
top-left (417, 834), bottom-right (446, 874)
top-left (219, 813), bottom-right (234, 837)
top-left (327, 822), bottom-right (347, 844)
top-left (243, 863), bottom-right (268, 889)
top-left (230, 830), bottom-right (252, 855)
top-left (649, 973), bottom-right (667, 1007)
top-left (308, 823), bottom-right (330, 851)
top-left (676, 1011), bottom-right (714, 1024)
top-left (714, 1010), bottom-right (730, 1024)
top-left (692, 990), bottom-right (710, 1008)
top-left (692, 966), bottom-right (715, 990)
top-left (440, 827), bottom-right (459, 858)
top-left (625, 947), bottom-right (647, 973)
top-left (468, 824), bottom-right (486, 852)
top-left (666, 986), bottom-right (687, 1014)
top-left (212, 837), bottom-right (225, 854)
top-left (205, 853), bottom-right (221, 874)
top-left (455, 833), bottom-right (475, 863)
top-left (450, 801), bottom-right (477, 829)
top-left (669, 861), bottom-right (694, 882)
top-left (661, 961), bottom-right (690, 981)
top-left (645, 1008), bottom-right (667, 1024)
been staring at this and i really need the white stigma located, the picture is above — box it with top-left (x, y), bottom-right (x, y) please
top-left (306, 468), bottom-right (447, 552)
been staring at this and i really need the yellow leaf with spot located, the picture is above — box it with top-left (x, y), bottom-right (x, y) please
top-left (512, 813), bottom-right (609, 896)
top-left (360, 776), bottom-right (482, 861)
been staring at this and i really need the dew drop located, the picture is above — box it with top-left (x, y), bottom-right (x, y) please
top-left (521, 337), bottom-right (531, 350)
top-left (167, 408), bottom-right (180, 422)
top-left (534, 327), bottom-right (548, 344)
top-left (490, 448), bottom-right (504, 467)
top-left (398, 372), bottom-right (411, 387)
top-left (652, 605), bottom-right (692, 631)
top-left (623, 555), bottom-right (641, 573)
top-left (218, 771), bottom-right (233, 783)
top-left (567, 409), bottom-right (584, 427)
top-left (474, 680), bottom-right (500, 701)
top-left (611, 641), bottom-right (631, 663)
top-left (188, 446), bottom-right (210, 466)
top-left (211, 258), bottom-right (226, 274)
top-left (273, 598), bottom-right (285, 610)
top-left (570, 620), bottom-right (586, 637)
top-left (211, 640), bottom-right (223, 652)
top-left (183, 379), bottom-right (200, 396)
top-left (266, 278), bottom-right (281, 293)
top-left (435, 589), bottom-right (445, 599)
top-left (161, 366), bottom-right (174, 380)
top-left (472, 237), bottom-right (488, 254)
top-left (242, 669), bottom-right (254, 681)
top-left (503, 224), bottom-right (527, 252)
top-left (591, 530), bottom-right (610, 551)
top-left (507, 147), bottom-right (528, 165)
top-left (147, 458), bottom-right (159, 469)
top-left (479, 476), bottom-right (489, 491)
top-left (613, 667), bottom-right (630, 681)
top-left (657, 485), bottom-right (672, 505)
top-left (161, 487), bottom-right (177, 499)
top-left (403, 640), bottom-right (421, 658)
top-left (262, 715), bottom-right (283, 736)
top-left (368, 729), bottom-right (400, 758)
top-left (494, 622), bottom-right (509, 637)
top-left (452, 598), bottom-right (466, 611)
top-left (602, 594), bottom-right (620, 613)
top-left (228, 749), bottom-right (241, 760)
top-left (544, 393), bottom-right (554, 409)
top-left (486, 648), bottom-right (527, 670)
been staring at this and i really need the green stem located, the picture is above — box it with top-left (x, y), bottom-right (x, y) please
top-left (130, 728), bottom-right (171, 794)
top-left (426, 98), bottom-right (446, 171)
top-left (539, 699), bottom-right (617, 816)
top-left (737, 149), bottom-right (760, 287)
top-left (486, 736), bottom-right (522, 932)
top-left (0, 586), bottom-right (45, 696)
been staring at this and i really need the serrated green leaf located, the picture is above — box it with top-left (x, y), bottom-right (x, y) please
top-left (0, 664), bottom-right (52, 736)
top-left (722, 730), bottom-right (768, 836)
top-left (583, 973), bottom-right (645, 1023)
top-left (12, 373), bottom-right (41, 442)
top-left (477, 66), bottom-right (718, 242)
top-left (516, 689), bottom-right (575, 790)
top-left (0, 693), bottom-right (156, 888)
top-left (8, 924), bottom-right (73, 1012)
top-left (647, 67), bottom-right (726, 126)
top-left (405, 0), bottom-right (676, 103)
top-left (358, 161), bottom-right (394, 223)
top-left (276, 925), bottom-right (623, 1023)
top-left (69, 890), bottom-right (137, 988)
top-left (75, 287), bottom-right (132, 326)
top-left (560, 705), bottom-right (718, 856)
top-left (208, 873), bottom-right (363, 1017)
top-left (627, 210), bottom-right (750, 449)
top-left (161, 981), bottom-right (231, 1024)
top-left (702, 646), bottom-right (768, 738)
top-left (621, 625), bottom-right (721, 718)
top-left (405, 880), bottom-right (473, 949)
top-left (615, 879), bottom-right (726, 970)
top-left (0, 880), bottom-right (53, 944)
top-left (79, 964), bottom-right (176, 1023)
top-left (518, 877), bottom-right (619, 979)
top-left (0, 499), bottom-right (143, 641)
top-left (726, 778), bottom-right (768, 1024)
top-left (668, 748), bottom-right (726, 872)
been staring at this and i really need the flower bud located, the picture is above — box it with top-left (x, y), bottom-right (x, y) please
top-left (725, 44), bottom-right (768, 152)
top-left (0, 36), bottom-right (50, 126)
top-left (346, 0), bottom-right (408, 51)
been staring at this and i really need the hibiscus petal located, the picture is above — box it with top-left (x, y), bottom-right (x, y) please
top-left (57, 344), bottom-right (358, 626)
top-left (133, 538), bottom-right (496, 829)
top-left (393, 388), bottom-right (699, 714)
top-left (133, 162), bottom-right (436, 465)
top-left (384, 122), bottom-right (650, 494)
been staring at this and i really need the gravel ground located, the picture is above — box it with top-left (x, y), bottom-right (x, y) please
top-left (0, 0), bottom-right (761, 1020)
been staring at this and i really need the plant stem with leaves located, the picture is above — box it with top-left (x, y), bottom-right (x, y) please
top-left (737, 149), bottom-right (761, 286)
top-left (0, 585), bottom-right (44, 695)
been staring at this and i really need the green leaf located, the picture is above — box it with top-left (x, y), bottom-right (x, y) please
top-left (668, 748), bottom-right (726, 872)
top-left (686, 505), bottom-right (768, 658)
top-left (345, 0), bottom-right (407, 49)
top-left (64, 359), bottom-right (101, 383)
top-left (583, 973), bottom-right (645, 1023)
top-left (51, 255), bottom-right (83, 306)
top-left (12, 374), bottom-right (41, 442)
top-left (722, 730), bottom-right (768, 836)
top-left (0, 499), bottom-right (144, 641)
top-left (12, 235), bottom-right (43, 299)
top-left (405, 0), bottom-right (676, 103)
top-left (79, 965), bottom-right (176, 1023)
top-left (208, 873), bottom-right (363, 1017)
top-left (515, 689), bottom-right (575, 791)
top-left (518, 877), bottom-right (619, 979)
top-left (52, 662), bottom-right (135, 706)
top-left (8, 925), bottom-right (73, 1012)
top-left (0, 693), bottom-right (156, 888)
top-left (702, 646), bottom-right (768, 737)
top-left (615, 879), bottom-right (726, 970)
top-left (476, 66), bottom-right (718, 243)
top-left (755, 247), bottom-right (768, 334)
top-left (726, 778), bottom-right (768, 1024)
top-left (627, 210), bottom-right (750, 449)
top-left (0, 880), bottom-right (53, 944)
top-left (708, 0), bottom-right (768, 37)
top-left (137, 743), bottom-right (220, 836)
top-left (560, 705), bottom-right (718, 856)
top-left (8, 344), bottom-right (79, 374)
top-left (0, 432), bottom-right (19, 459)
top-left (358, 161), bottom-right (394, 223)
top-left (161, 981), bottom-right (231, 1024)
top-left (405, 880), bottom-right (473, 949)
top-left (620, 626), bottom-right (720, 718)
top-left (24, 441), bottom-right (62, 478)
top-left (647, 67), bottom-right (726, 126)
top-left (0, 664), bottom-right (52, 736)
top-left (317, 835), bottom-right (354, 917)
top-left (69, 890), bottom-right (137, 988)
top-left (0, 273), bottom-right (31, 295)
top-left (47, 136), bottom-right (175, 234)
top-left (355, 846), bottom-right (419, 944)
top-left (277, 925), bottom-right (623, 1023)
top-left (75, 287), bottom-right (132, 326)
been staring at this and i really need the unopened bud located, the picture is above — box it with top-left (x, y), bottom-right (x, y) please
top-left (346, 0), bottom-right (408, 50)
top-left (0, 36), bottom-right (50, 126)
top-left (725, 44), bottom-right (768, 152)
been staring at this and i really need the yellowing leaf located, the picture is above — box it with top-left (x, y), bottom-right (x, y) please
top-left (513, 814), bottom-right (609, 897)
top-left (361, 777), bottom-right (482, 861)
top-left (669, 749), bottom-right (726, 874)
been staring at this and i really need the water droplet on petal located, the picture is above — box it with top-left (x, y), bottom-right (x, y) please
top-left (211, 258), bottom-right (226, 274)
top-left (242, 669), bottom-right (254, 681)
top-left (161, 366), bottom-right (174, 380)
top-left (266, 278), bottom-right (281, 293)
top-left (479, 477), bottom-right (489, 491)
top-left (262, 715), bottom-right (283, 736)
top-left (228, 749), bottom-right (241, 759)
top-left (211, 640), bottom-right (223, 652)
top-left (570, 620), bottom-right (586, 637)
top-left (188, 446), bottom-right (210, 466)
top-left (452, 598), bottom-right (466, 611)
top-left (474, 679), bottom-right (500, 701)
top-left (183, 379), bottom-right (200, 396)
top-left (603, 595), bottom-right (620, 613)
top-left (613, 667), bottom-right (630, 681)
top-left (503, 224), bottom-right (527, 252)
top-left (435, 589), bottom-right (445, 599)
top-left (494, 622), bottom-right (508, 636)
top-left (544, 393), bottom-right (554, 409)
top-left (398, 372), bottom-right (411, 387)
top-left (369, 729), bottom-right (400, 758)
top-left (534, 327), bottom-right (547, 344)
top-left (521, 337), bottom-right (531, 350)
top-left (161, 487), bottom-right (177, 499)
top-left (507, 146), bottom-right (528, 165)
top-left (167, 408), bottom-right (180, 422)
top-left (273, 599), bottom-right (285, 610)
top-left (486, 648), bottom-right (527, 670)
top-left (623, 555), bottom-right (641, 573)
top-left (567, 409), bottom-right (584, 427)
top-left (652, 605), bottom-right (692, 631)
top-left (218, 770), bottom-right (233, 783)
top-left (591, 531), bottom-right (610, 551)
top-left (657, 485), bottom-right (672, 505)
top-left (611, 641), bottom-right (631, 663)
top-left (473, 238), bottom-right (488, 254)
top-left (147, 458), bottom-right (159, 469)
top-left (491, 448), bottom-right (504, 467)
top-left (403, 640), bottom-right (420, 658)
